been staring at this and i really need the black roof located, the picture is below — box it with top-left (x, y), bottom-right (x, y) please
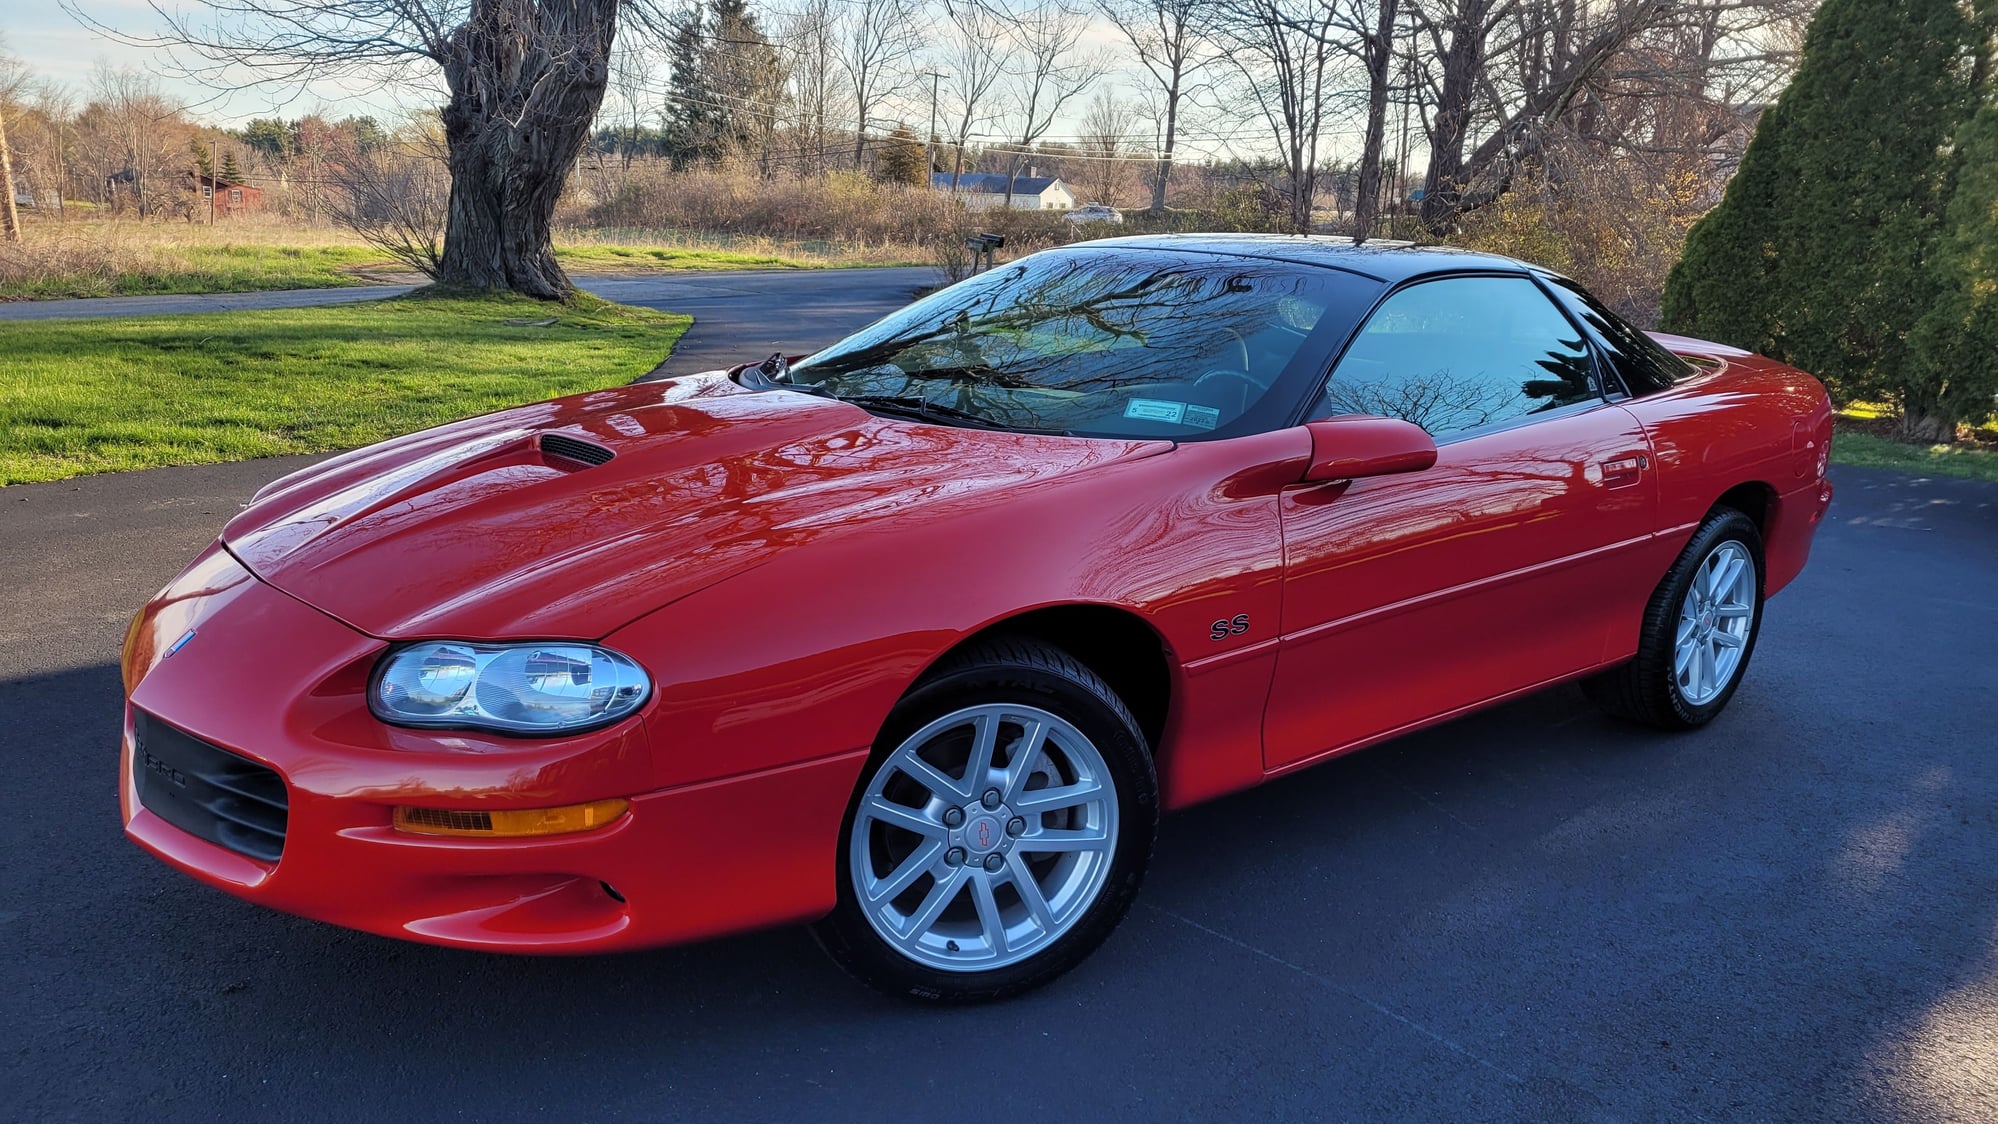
top-left (1075, 233), bottom-right (1529, 283)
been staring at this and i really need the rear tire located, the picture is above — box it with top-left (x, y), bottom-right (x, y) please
top-left (1585, 507), bottom-right (1766, 730)
top-left (812, 637), bottom-right (1157, 1002)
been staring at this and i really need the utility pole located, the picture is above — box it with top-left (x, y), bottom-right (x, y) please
top-left (1392, 24), bottom-right (1413, 222)
top-left (923, 71), bottom-right (943, 181)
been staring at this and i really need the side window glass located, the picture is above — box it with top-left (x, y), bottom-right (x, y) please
top-left (1315, 276), bottom-right (1598, 437)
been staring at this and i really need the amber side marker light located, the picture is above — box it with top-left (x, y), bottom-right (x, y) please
top-left (393, 799), bottom-right (630, 839)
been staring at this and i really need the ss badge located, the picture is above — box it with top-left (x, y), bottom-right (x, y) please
top-left (1209, 613), bottom-right (1251, 641)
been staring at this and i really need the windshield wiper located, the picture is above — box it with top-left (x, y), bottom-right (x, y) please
top-left (827, 393), bottom-right (1006, 430)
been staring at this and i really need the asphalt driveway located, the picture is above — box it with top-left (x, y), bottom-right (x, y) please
top-left (4, 456), bottom-right (1994, 1121)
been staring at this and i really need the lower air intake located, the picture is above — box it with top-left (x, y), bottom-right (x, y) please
top-left (133, 709), bottom-right (289, 863)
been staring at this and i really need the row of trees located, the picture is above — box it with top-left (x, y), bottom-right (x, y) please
top-left (0, 54), bottom-right (388, 223)
top-left (89, 0), bottom-right (1815, 298)
top-left (580, 0), bottom-right (1813, 236)
top-left (1665, 0), bottom-right (1998, 439)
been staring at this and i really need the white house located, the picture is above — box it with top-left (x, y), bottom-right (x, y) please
top-left (932, 172), bottom-right (1078, 212)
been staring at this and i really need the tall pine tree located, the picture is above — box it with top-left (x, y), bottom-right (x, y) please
top-left (1905, 55), bottom-right (1998, 440)
top-left (1661, 0), bottom-right (1983, 425)
top-left (874, 124), bottom-right (929, 185)
top-left (661, 0), bottom-right (784, 171)
top-left (662, 4), bottom-right (724, 169)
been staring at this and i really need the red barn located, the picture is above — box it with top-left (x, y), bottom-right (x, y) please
top-left (190, 172), bottom-right (263, 217)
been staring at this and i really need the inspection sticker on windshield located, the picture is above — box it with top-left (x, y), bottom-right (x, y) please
top-left (1124, 399), bottom-right (1220, 429)
top-left (1124, 398), bottom-right (1191, 423)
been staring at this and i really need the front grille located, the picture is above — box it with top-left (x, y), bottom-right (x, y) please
top-left (132, 710), bottom-right (288, 863)
top-left (539, 432), bottom-right (615, 466)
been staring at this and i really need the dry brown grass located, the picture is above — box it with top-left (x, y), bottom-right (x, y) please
top-left (566, 167), bottom-right (1100, 275)
top-left (0, 215), bottom-right (388, 299)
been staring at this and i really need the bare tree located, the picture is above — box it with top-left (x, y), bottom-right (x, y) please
top-left (1220, 0), bottom-right (1342, 233)
top-left (580, 38), bottom-right (658, 211)
top-left (1340, 0), bottom-right (1399, 240)
top-left (71, 0), bottom-right (677, 298)
top-left (9, 84), bottom-right (78, 220)
top-left (938, 0), bottom-right (1010, 191)
top-left (996, 0), bottom-right (1100, 206)
top-left (1096, 0), bottom-right (1218, 215)
top-left (779, 0), bottom-right (848, 178)
top-left (1076, 87), bottom-right (1136, 205)
top-left (328, 124), bottom-right (449, 276)
top-left (836, 0), bottom-right (920, 169)
top-left (1406, 0), bottom-right (1810, 231)
top-left (74, 66), bottom-right (194, 219)
top-left (0, 43), bottom-right (21, 241)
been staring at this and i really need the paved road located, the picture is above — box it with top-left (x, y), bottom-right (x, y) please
top-left (5, 456), bottom-right (1995, 1120)
top-left (0, 268), bottom-right (937, 380)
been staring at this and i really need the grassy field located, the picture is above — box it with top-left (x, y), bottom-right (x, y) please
top-left (0, 219), bottom-right (922, 301)
top-left (0, 292), bottom-right (687, 485)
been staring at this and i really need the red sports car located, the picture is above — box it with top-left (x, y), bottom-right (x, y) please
top-left (122, 236), bottom-right (1833, 1001)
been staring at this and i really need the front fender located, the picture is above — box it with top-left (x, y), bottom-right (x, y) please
top-left (607, 428), bottom-right (1309, 797)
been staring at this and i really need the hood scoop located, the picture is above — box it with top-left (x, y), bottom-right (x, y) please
top-left (539, 431), bottom-right (615, 467)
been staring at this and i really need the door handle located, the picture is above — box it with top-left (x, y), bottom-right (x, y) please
top-left (1599, 453), bottom-right (1649, 487)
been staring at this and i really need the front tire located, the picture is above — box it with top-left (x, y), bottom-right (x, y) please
top-left (1585, 506), bottom-right (1766, 729)
top-left (812, 638), bottom-right (1158, 1002)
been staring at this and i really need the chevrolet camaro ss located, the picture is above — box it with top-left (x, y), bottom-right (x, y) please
top-left (121, 236), bottom-right (1834, 1001)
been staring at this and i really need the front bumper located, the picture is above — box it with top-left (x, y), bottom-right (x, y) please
top-left (121, 545), bottom-right (868, 953)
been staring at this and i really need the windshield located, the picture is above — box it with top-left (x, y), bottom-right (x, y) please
top-left (789, 249), bottom-right (1356, 438)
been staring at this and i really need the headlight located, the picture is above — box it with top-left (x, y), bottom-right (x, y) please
top-left (370, 642), bottom-right (650, 736)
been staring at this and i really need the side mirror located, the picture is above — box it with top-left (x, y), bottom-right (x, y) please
top-left (1302, 416), bottom-right (1438, 482)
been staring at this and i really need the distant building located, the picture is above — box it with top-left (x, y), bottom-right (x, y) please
top-left (932, 172), bottom-right (1078, 212)
top-left (191, 172), bottom-right (263, 217)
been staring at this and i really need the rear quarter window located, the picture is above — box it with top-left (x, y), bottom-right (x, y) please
top-left (1542, 276), bottom-right (1692, 395)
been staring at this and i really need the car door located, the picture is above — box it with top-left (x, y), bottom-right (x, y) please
top-left (1263, 273), bottom-right (1658, 773)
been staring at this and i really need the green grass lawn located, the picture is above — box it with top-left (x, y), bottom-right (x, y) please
top-left (0, 292), bottom-right (687, 485)
top-left (1830, 427), bottom-right (1998, 482)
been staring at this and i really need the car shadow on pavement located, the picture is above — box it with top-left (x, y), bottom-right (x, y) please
top-left (6, 642), bottom-right (1992, 1119)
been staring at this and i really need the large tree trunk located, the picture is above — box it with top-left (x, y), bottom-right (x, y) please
top-left (0, 105), bottom-right (20, 243)
top-left (1419, 0), bottom-right (1491, 233)
top-left (437, 0), bottom-right (617, 300)
top-left (1897, 387), bottom-right (1959, 443)
top-left (1350, 0), bottom-right (1399, 242)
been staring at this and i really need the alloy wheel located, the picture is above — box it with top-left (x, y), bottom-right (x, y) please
top-left (848, 703), bottom-right (1119, 972)
top-left (1674, 540), bottom-right (1757, 705)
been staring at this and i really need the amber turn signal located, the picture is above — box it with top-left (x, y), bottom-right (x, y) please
top-left (393, 798), bottom-right (630, 838)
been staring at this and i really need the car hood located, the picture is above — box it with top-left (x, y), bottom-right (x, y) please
top-left (224, 374), bottom-right (1168, 639)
